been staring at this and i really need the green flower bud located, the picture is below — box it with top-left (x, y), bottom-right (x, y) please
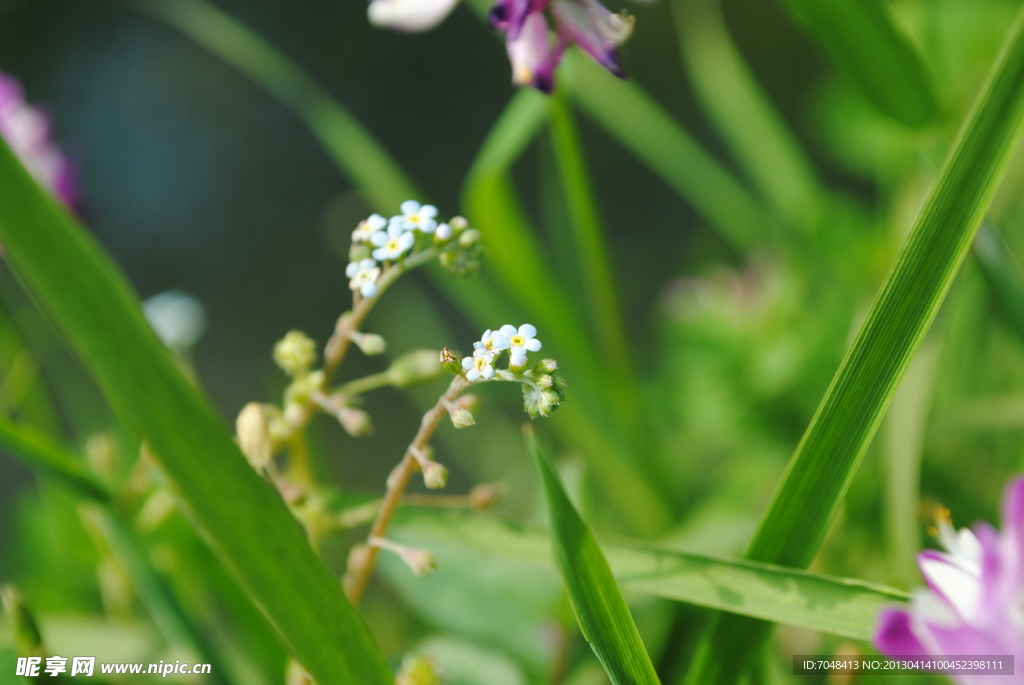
top-left (349, 331), bottom-right (386, 356)
top-left (1, 585), bottom-right (43, 658)
top-left (534, 358), bottom-right (558, 375)
top-left (439, 347), bottom-right (461, 375)
top-left (236, 402), bottom-right (273, 472)
top-left (274, 331), bottom-right (317, 377)
top-left (458, 229), bottom-right (480, 247)
top-left (397, 655), bottom-right (444, 685)
top-left (448, 407), bottom-right (475, 429)
top-left (339, 407), bottom-right (374, 437)
top-left (399, 547), bottom-right (438, 577)
top-left (449, 216), bottom-right (469, 232)
top-left (469, 482), bottom-right (505, 510)
top-left (389, 349), bottom-right (445, 387)
top-left (421, 460), bottom-right (448, 489)
top-left (535, 374), bottom-right (554, 389)
top-left (348, 243), bottom-right (371, 263)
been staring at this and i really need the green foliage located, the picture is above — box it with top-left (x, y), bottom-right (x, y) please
top-left (0, 138), bottom-right (392, 685)
top-left (524, 428), bottom-right (662, 685)
top-left (689, 4), bottom-right (1024, 681)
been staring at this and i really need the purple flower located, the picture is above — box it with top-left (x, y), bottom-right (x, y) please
top-left (874, 477), bottom-right (1024, 684)
top-left (506, 11), bottom-right (562, 94)
top-left (0, 71), bottom-right (77, 209)
top-left (489, 0), bottom-right (633, 92)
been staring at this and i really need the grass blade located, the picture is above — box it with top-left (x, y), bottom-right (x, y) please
top-left (132, 0), bottom-right (421, 210)
top-left (672, 0), bottom-right (823, 232)
top-left (0, 139), bottom-right (392, 685)
top-left (688, 5), bottom-right (1024, 681)
top-left (974, 222), bottom-right (1024, 342)
top-left (524, 426), bottom-right (661, 685)
top-left (780, 0), bottom-right (937, 127)
top-left (560, 50), bottom-right (767, 250)
top-left (547, 92), bottom-right (642, 436)
top-left (0, 415), bottom-right (110, 502)
top-left (392, 510), bottom-right (909, 641)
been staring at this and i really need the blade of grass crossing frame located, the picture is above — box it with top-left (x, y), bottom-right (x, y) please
top-left (393, 509), bottom-right (910, 641)
top-left (672, 0), bottom-right (823, 233)
top-left (132, 0), bottom-right (421, 210)
top-left (780, 0), bottom-right (937, 127)
top-left (560, 51), bottom-right (767, 250)
top-left (0, 415), bottom-right (110, 502)
top-left (0, 139), bottom-right (392, 685)
top-left (687, 6), bottom-right (1024, 683)
top-left (547, 92), bottom-right (642, 438)
top-left (523, 427), bottom-right (661, 685)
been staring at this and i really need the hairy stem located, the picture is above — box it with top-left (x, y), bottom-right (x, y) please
top-left (345, 374), bottom-right (469, 605)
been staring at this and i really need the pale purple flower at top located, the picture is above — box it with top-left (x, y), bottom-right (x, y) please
top-left (391, 200), bottom-right (438, 233)
top-left (0, 71), bottom-right (76, 209)
top-left (506, 11), bottom-right (562, 94)
top-left (488, 0), bottom-right (547, 40)
top-left (874, 477), bottom-right (1024, 685)
top-left (549, 0), bottom-right (633, 79)
top-left (367, 0), bottom-right (461, 32)
top-left (371, 223), bottom-right (416, 261)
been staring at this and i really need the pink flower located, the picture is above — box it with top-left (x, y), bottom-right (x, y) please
top-left (0, 71), bottom-right (77, 209)
top-left (489, 0), bottom-right (633, 92)
top-left (874, 477), bottom-right (1024, 684)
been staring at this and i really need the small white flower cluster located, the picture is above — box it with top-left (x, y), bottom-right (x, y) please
top-left (463, 324), bottom-right (543, 381)
top-left (453, 325), bottom-right (565, 418)
top-left (346, 200), bottom-right (479, 297)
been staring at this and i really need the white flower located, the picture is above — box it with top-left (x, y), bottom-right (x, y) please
top-left (435, 223), bottom-right (452, 241)
top-left (473, 328), bottom-right (511, 354)
top-left (499, 324), bottom-right (541, 357)
top-left (391, 200), bottom-right (438, 233)
top-left (352, 213), bottom-right (387, 243)
top-left (371, 223), bottom-right (416, 261)
top-left (143, 290), bottom-right (207, 353)
top-left (346, 258), bottom-right (382, 297)
top-left (368, 0), bottom-right (460, 33)
top-left (462, 350), bottom-right (496, 381)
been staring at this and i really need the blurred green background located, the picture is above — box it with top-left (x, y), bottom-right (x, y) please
top-left (2, 0), bottom-right (1024, 682)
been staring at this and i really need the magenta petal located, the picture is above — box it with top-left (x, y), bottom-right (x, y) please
top-left (874, 608), bottom-right (929, 657)
top-left (550, 0), bottom-right (628, 78)
top-left (506, 11), bottom-right (561, 93)
top-left (489, 0), bottom-right (547, 39)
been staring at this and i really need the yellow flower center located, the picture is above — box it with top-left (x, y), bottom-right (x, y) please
top-left (387, 239), bottom-right (400, 251)
top-left (510, 335), bottom-right (525, 346)
top-left (409, 214), bottom-right (421, 223)
top-left (475, 357), bottom-right (489, 370)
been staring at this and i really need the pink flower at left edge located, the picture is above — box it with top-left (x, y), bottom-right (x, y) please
top-left (874, 477), bottom-right (1024, 685)
top-left (0, 71), bottom-right (77, 210)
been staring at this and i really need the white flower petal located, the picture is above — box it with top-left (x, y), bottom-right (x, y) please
top-left (400, 200), bottom-right (421, 215)
top-left (466, 369), bottom-right (480, 381)
top-left (361, 283), bottom-right (378, 297)
top-left (525, 339), bottom-right (542, 351)
top-left (518, 323), bottom-right (537, 338)
top-left (398, 232), bottom-right (415, 250)
top-left (372, 247), bottom-right (389, 261)
top-left (499, 324), bottom-right (518, 338)
top-left (462, 357), bottom-right (474, 369)
top-left (346, 262), bottom-right (359, 278)
top-left (371, 232), bottom-right (388, 247)
top-left (420, 205), bottom-right (438, 218)
top-left (920, 554), bottom-right (982, 622)
top-left (368, 214), bottom-right (386, 229)
top-left (482, 366), bottom-right (495, 379)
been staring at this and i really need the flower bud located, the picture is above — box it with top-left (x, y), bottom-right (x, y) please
top-left (535, 374), bottom-right (554, 389)
top-left (509, 353), bottom-right (528, 371)
top-left (534, 358), bottom-right (558, 375)
top-left (399, 547), bottom-right (437, 577)
top-left (349, 243), bottom-right (371, 263)
top-left (448, 407), bottom-right (475, 429)
top-left (397, 654), bottom-right (444, 685)
top-left (458, 229), bottom-right (480, 247)
top-left (236, 402), bottom-right (273, 471)
top-left (349, 330), bottom-right (386, 356)
top-left (285, 370), bottom-right (325, 407)
top-left (285, 658), bottom-right (314, 685)
top-left (468, 482), bottom-right (505, 510)
top-left (440, 347), bottom-right (461, 375)
top-left (434, 223), bottom-right (452, 242)
top-left (552, 375), bottom-right (567, 391)
top-left (339, 407), bottom-right (374, 437)
top-left (389, 349), bottom-right (444, 387)
top-left (274, 331), bottom-right (317, 377)
top-left (455, 394), bottom-right (482, 413)
top-left (449, 216), bottom-right (468, 232)
top-left (421, 460), bottom-right (448, 489)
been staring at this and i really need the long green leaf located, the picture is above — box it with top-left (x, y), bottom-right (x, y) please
top-left (672, 0), bottom-right (823, 232)
top-left (0, 415), bottom-right (110, 502)
top-left (391, 510), bottom-right (908, 641)
top-left (689, 5), bottom-right (1024, 682)
top-left (547, 93), bottom-right (642, 437)
top-left (780, 0), bottom-right (937, 127)
top-left (560, 51), bottom-right (767, 250)
top-left (133, 0), bottom-right (420, 210)
top-left (975, 222), bottom-right (1024, 342)
top-left (524, 428), bottom-right (661, 685)
top-left (0, 139), bottom-right (392, 685)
